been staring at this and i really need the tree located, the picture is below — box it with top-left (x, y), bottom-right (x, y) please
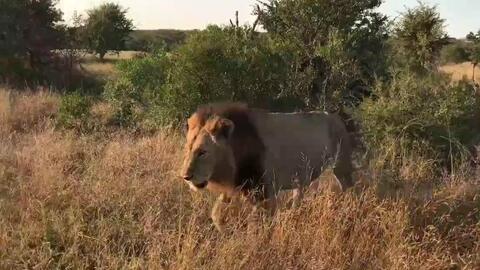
top-left (0, 0), bottom-right (63, 66)
top-left (440, 42), bottom-right (470, 64)
top-left (466, 31), bottom-right (480, 82)
top-left (84, 3), bottom-right (133, 60)
top-left (392, 2), bottom-right (448, 74)
top-left (255, 0), bottom-right (388, 110)
top-left (55, 12), bottom-right (87, 82)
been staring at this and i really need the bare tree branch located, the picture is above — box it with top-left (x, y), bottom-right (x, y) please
top-left (235, 11), bottom-right (239, 28)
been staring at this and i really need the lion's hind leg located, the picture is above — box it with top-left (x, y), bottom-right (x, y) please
top-left (291, 187), bottom-right (304, 208)
top-left (333, 158), bottom-right (354, 191)
top-left (331, 133), bottom-right (355, 192)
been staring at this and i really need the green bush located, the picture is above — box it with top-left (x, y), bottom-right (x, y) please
top-left (440, 43), bottom-right (470, 64)
top-left (103, 79), bottom-right (139, 126)
top-left (103, 48), bottom-right (170, 126)
top-left (256, 0), bottom-right (389, 109)
top-left (126, 29), bottom-right (190, 51)
top-left (115, 49), bottom-right (169, 91)
top-left (57, 92), bottom-right (92, 129)
top-left (357, 72), bottom-right (480, 176)
top-left (391, 3), bottom-right (448, 74)
top-left (104, 26), bottom-right (302, 127)
top-left (162, 25), bottom-right (294, 115)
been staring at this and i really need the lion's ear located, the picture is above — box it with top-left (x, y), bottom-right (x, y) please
top-left (205, 116), bottom-right (234, 141)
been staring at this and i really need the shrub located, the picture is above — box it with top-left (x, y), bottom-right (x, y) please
top-left (105, 26), bottom-right (300, 127)
top-left (103, 48), bottom-right (170, 126)
top-left (440, 43), bottom-right (470, 64)
top-left (126, 29), bottom-right (190, 51)
top-left (103, 79), bottom-right (142, 126)
top-left (391, 3), bottom-right (448, 74)
top-left (256, 0), bottom-right (389, 109)
top-left (115, 49), bottom-right (169, 90)
top-left (162, 25), bottom-right (293, 116)
top-left (357, 72), bottom-right (480, 180)
top-left (57, 92), bottom-right (92, 129)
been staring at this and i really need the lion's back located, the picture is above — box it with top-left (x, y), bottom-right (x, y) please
top-left (252, 111), bottom-right (350, 190)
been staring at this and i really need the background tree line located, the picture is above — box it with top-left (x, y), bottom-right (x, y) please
top-left (0, 0), bottom-right (133, 85)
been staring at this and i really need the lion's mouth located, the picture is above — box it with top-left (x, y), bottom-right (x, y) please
top-left (193, 182), bottom-right (208, 189)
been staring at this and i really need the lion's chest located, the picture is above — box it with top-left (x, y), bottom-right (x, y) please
top-left (206, 181), bottom-right (240, 197)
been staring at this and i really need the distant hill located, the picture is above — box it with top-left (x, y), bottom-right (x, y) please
top-left (126, 29), bottom-right (195, 51)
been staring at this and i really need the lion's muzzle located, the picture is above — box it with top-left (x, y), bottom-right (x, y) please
top-left (181, 169), bottom-right (208, 190)
top-left (182, 174), bottom-right (193, 181)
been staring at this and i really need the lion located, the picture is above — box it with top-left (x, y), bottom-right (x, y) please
top-left (180, 103), bottom-right (354, 232)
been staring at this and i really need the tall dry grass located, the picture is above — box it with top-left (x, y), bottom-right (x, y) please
top-left (79, 51), bottom-right (143, 80)
top-left (0, 87), bottom-right (58, 135)
top-left (440, 62), bottom-right (480, 82)
top-left (0, 87), bottom-right (479, 269)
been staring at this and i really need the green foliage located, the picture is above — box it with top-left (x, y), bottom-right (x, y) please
top-left (126, 29), bottom-right (192, 51)
top-left (84, 3), bottom-right (133, 60)
top-left (467, 31), bottom-right (480, 64)
top-left (57, 92), bottom-right (92, 129)
top-left (103, 79), bottom-right (139, 126)
top-left (102, 1), bottom-right (392, 126)
top-left (115, 49), bottom-right (169, 91)
top-left (0, 0), bottom-right (63, 83)
top-left (105, 26), bottom-right (301, 126)
top-left (440, 42), bottom-right (470, 64)
top-left (466, 31), bottom-right (480, 80)
top-left (164, 25), bottom-right (293, 114)
top-left (0, 59), bottom-right (41, 83)
top-left (357, 72), bottom-right (480, 174)
top-left (257, 0), bottom-right (383, 39)
top-left (468, 45), bottom-right (480, 68)
top-left (0, 0), bottom-right (28, 58)
top-left (256, 0), bottom-right (388, 110)
top-left (0, 0), bottom-right (63, 58)
top-left (103, 49), bottom-right (170, 125)
top-left (392, 2), bottom-right (448, 73)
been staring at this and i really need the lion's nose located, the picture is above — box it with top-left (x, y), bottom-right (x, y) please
top-left (183, 174), bottom-right (193, 181)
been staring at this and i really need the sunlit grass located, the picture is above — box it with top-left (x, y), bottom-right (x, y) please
top-left (0, 87), bottom-right (479, 269)
top-left (440, 62), bottom-right (480, 82)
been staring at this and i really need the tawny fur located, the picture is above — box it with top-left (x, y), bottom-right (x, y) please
top-left (181, 103), bottom-right (354, 231)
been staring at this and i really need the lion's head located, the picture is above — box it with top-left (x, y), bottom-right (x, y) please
top-left (181, 114), bottom-right (236, 191)
top-left (180, 103), bottom-right (266, 199)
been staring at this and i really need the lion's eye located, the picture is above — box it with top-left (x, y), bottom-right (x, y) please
top-left (198, 150), bottom-right (207, 157)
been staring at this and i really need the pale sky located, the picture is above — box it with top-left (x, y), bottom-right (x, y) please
top-left (58, 0), bottom-right (480, 38)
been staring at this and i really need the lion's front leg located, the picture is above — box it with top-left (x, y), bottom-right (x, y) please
top-left (211, 193), bottom-right (230, 232)
top-left (291, 188), bottom-right (303, 208)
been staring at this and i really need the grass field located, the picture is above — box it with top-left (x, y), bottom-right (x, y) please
top-left (440, 62), bottom-right (480, 82)
top-left (1, 86), bottom-right (479, 269)
top-left (78, 51), bottom-right (144, 80)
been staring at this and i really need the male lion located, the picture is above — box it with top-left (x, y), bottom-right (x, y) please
top-left (181, 103), bottom-right (354, 231)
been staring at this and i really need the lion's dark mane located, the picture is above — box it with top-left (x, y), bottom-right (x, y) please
top-left (193, 103), bottom-right (267, 201)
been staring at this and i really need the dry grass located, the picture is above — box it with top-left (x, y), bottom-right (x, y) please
top-left (440, 62), bottom-right (480, 82)
top-left (79, 61), bottom-right (118, 80)
top-left (78, 51), bottom-right (142, 80)
top-left (0, 87), bottom-right (58, 135)
top-left (0, 87), bottom-right (479, 269)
